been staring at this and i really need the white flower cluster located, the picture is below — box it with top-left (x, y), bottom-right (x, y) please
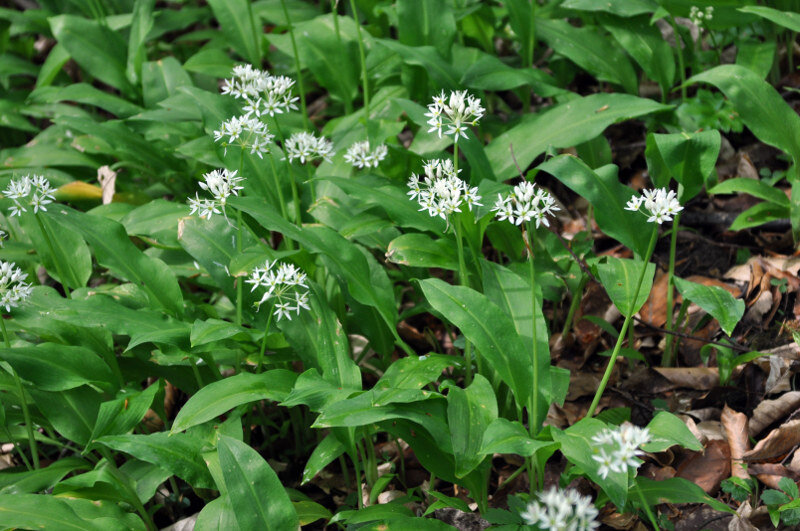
top-left (344, 141), bottom-right (388, 169)
top-left (520, 487), bottom-right (599, 531)
top-left (245, 260), bottom-right (310, 321)
top-left (0, 260), bottom-right (33, 312)
top-left (689, 5), bottom-right (713, 26)
top-left (491, 181), bottom-right (559, 227)
top-left (407, 159), bottom-right (482, 221)
top-left (425, 90), bottom-right (485, 142)
top-left (625, 187), bottom-right (683, 224)
top-left (591, 423), bottom-right (652, 479)
top-left (284, 131), bottom-right (335, 164)
top-left (213, 115), bottom-right (274, 158)
top-left (3, 175), bottom-right (56, 217)
top-left (221, 64), bottom-right (299, 117)
top-left (187, 169), bottom-right (245, 220)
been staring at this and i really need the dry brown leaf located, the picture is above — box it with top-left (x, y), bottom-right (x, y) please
top-left (676, 439), bottom-right (731, 494)
top-left (696, 421), bottom-right (726, 441)
top-left (743, 419), bottom-right (800, 463)
top-left (748, 463), bottom-right (800, 480)
top-left (654, 367), bottom-right (719, 390)
top-left (728, 501), bottom-right (759, 531)
top-left (566, 372), bottom-right (601, 401)
top-left (748, 391), bottom-right (800, 436)
top-left (640, 269), bottom-right (670, 327)
top-left (722, 405), bottom-right (750, 480)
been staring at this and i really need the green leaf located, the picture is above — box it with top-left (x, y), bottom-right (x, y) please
top-left (0, 343), bottom-right (113, 392)
top-left (127, 0), bottom-right (155, 84)
top-left (729, 202), bottom-right (791, 231)
top-left (419, 278), bottom-right (532, 408)
top-left (30, 386), bottom-right (101, 446)
top-left (217, 435), bottom-right (299, 530)
top-left (643, 411), bottom-right (702, 452)
top-left (301, 432), bottom-right (346, 484)
top-left (294, 500), bottom-right (332, 527)
top-left (184, 48), bottom-right (236, 78)
top-left (540, 155), bottom-right (651, 256)
top-left (397, 0), bottom-right (456, 58)
top-left (0, 457), bottom-right (90, 494)
top-left (487, 94), bottom-right (670, 181)
top-left (780, 477), bottom-right (799, 499)
top-left (736, 39), bottom-right (776, 79)
top-left (597, 256), bottom-right (655, 317)
top-left (195, 495), bottom-right (239, 531)
top-left (479, 418), bottom-right (552, 456)
top-left (674, 277), bottom-right (744, 336)
top-left (561, 0), bottom-right (657, 16)
top-left (536, 19), bottom-right (637, 94)
top-left (460, 52), bottom-right (563, 96)
top-left (377, 354), bottom-right (456, 391)
top-left (96, 432), bottom-right (214, 489)
top-left (141, 57), bottom-right (193, 108)
top-left (30, 83), bottom-right (143, 118)
top-left (190, 319), bottom-right (249, 348)
top-left (172, 371), bottom-right (297, 433)
top-left (708, 178), bottom-right (790, 207)
top-left (207, 0), bottom-right (262, 65)
top-left (89, 382), bottom-right (161, 442)
top-left (20, 211), bottom-right (92, 290)
top-left (636, 478), bottom-right (733, 513)
top-left (120, 199), bottom-right (189, 249)
top-left (387, 233), bottom-right (457, 270)
top-left (377, 39), bottom-right (459, 89)
top-left (447, 375), bottom-right (497, 477)
top-left (645, 130), bottom-right (721, 201)
top-left (505, 0), bottom-right (534, 67)
top-left (48, 15), bottom-right (136, 98)
top-left (53, 205), bottom-right (184, 316)
top-left (739, 6), bottom-right (800, 33)
top-left (0, 494), bottom-right (146, 530)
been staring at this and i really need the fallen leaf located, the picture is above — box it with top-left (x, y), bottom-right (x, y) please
top-left (743, 419), bottom-right (800, 463)
top-left (722, 405), bottom-right (750, 480)
top-left (654, 367), bottom-right (720, 390)
top-left (640, 269), bottom-right (670, 327)
top-left (676, 439), bottom-right (731, 494)
top-left (748, 391), bottom-right (800, 436)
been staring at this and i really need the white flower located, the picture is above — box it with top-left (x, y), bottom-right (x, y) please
top-left (213, 115), bottom-right (274, 158)
top-left (591, 423), bottom-right (652, 479)
top-left (3, 175), bottom-right (56, 217)
top-left (408, 159), bottom-right (482, 224)
top-left (188, 169), bottom-right (244, 220)
top-left (343, 141), bottom-right (388, 169)
top-left (689, 5), bottom-right (713, 26)
top-left (521, 487), bottom-right (599, 531)
top-left (245, 260), bottom-right (310, 321)
top-left (221, 66), bottom-right (299, 117)
top-left (625, 187), bottom-right (683, 225)
top-left (283, 131), bottom-right (335, 164)
top-left (425, 90), bottom-right (485, 142)
top-left (0, 260), bottom-right (32, 312)
top-left (491, 181), bottom-right (559, 227)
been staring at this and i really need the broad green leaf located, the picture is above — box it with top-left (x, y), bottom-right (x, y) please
top-left (48, 15), bottom-right (136, 98)
top-left (190, 319), bottom-right (249, 348)
top-left (217, 435), bottom-right (299, 530)
top-left (89, 382), bottom-right (161, 443)
top-left (447, 374), bottom-right (497, 477)
top-left (376, 354), bottom-right (456, 390)
top-left (294, 500), bottom-right (332, 526)
top-left (739, 6), bottom-right (800, 33)
top-left (330, 503), bottom-right (413, 525)
top-left (645, 130), bottom-right (720, 201)
top-left (540, 155), bottom-right (651, 256)
top-left (397, 0), bottom-right (456, 58)
top-left (0, 343), bottom-right (113, 392)
top-left (377, 39), bottom-right (459, 89)
top-left (536, 19), bottom-right (637, 94)
top-left (642, 411), bottom-right (702, 452)
top-left (0, 457), bottom-right (90, 494)
top-left (597, 257), bottom-right (655, 317)
top-left (708, 178), bottom-right (790, 207)
top-left (96, 432), bottom-right (214, 489)
top-left (674, 277), bottom-right (744, 336)
top-left (120, 199), bottom-right (189, 249)
top-left (172, 371), bottom-right (297, 433)
top-left (141, 57), bottom-right (193, 108)
top-left (35, 42), bottom-right (70, 89)
top-left (487, 94), bottom-right (670, 180)
top-left (30, 386), bottom-right (101, 446)
top-left (636, 478), bottom-right (734, 513)
top-left (19, 211), bottom-right (92, 290)
top-left (183, 48), bottom-right (236, 78)
top-left (301, 432), bottom-right (346, 484)
top-left (281, 370), bottom-right (355, 411)
top-left (279, 282), bottom-right (360, 389)
top-left (127, 0), bottom-right (155, 84)
top-left (207, 0), bottom-right (262, 65)
top-left (54, 205), bottom-right (183, 316)
top-left (479, 418), bottom-right (552, 456)
top-left (30, 83), bottom-right (143, 118)
top-left (195, 495), bottom-right (239, 531)
top-left (601, 15), bottom-right (675, 97)
top-left (736, 39), bottom-right (776, 79)
top-left (460, 52), bottom-right (563, 96)
top-left (0, 494), bottom-right (145, 531)
top-left (419, 278), bottom-right (532, 408)
top-left (505, 0), bottom-right (534, 67)
top-left (729, 202), bottom-right (791, 231)
top-left (387, 233), bottom-right (457, 270)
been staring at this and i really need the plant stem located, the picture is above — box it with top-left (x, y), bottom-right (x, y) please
top-left (306, 163), bottom-right (315, 204)
top-left (588, 227), bottom-right (658, 417)
top-left (1, 317), bottom-right (38, 469)
top-left (256, 310), bottom-right (274, 374)
top-left (279, 0), bottom-right (308, 128)
top-left (561, 274), bottom-right (587, 339)
top-left (526, 221), bottom-right (541, 436)
top-left (274, 120), bottom-right (304, 226)
top-left (267, 152), bottom-right (294, 250)
top-left (351, 448), bottom-right (364, 509)
top-left (99, 448), bottom-right (155, 531)
top-left (663, 212), bottom-right (681, 367)
top-left (668, 15), bottom-right (688, 102)
top-left (453, 216), bottom-right (473, 386)
top-left (235, 208), bottom-right (244, 329)
top-left (349, 0), bottom-right (370, 121)
top-left (635, 481), bottom-right (660, 530)
top-left (34, 214), bottom-right (70, 298)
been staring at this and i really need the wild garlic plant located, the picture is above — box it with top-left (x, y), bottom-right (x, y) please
top-left (520, 488), bottom-right (599, 531)
top-left (344, 141), bottom-right (388, 170)
top-left (283, 131), bottom-right (334, 206)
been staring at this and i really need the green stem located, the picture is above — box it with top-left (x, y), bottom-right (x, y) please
top-left (636, 481), bottom-right (660, 530)
top-left (256, 310), bottom-right (274, 374)
top-left (527, 0), bottom-right (536, 69)
top-left (279, 0), bottom-right (308, 128)
top-left (274, 120), bottom-right (303, 226)
top-left (99, 448), bottom-right (155, 531)
top-left (190, 359), bottom-right (204, 388)
top-left (453, 216), bottom-right (473, 386)
top-left (351, 448), bottom-right (364, 509)
top-left (349, 0), bottom-right (370, 120)
top-left (588, 227), bottom-right (658, 417)
top-left (267, 153), bottom-right (294, 250)
top-left (34, 214), bottom-right (70, 298)
top-left (663, 212), bottom-right (681, 367)
top-left (668, 15), bottom-right (688, 102)
top-left (561, 274), bottom-right (587, 339)
top-left (526, 221), bottom-right (540, 436)
top-left (1, 422), bottom-right (32, 470)
top-left (235, 208), bottom-right (244, 329)
top-left (246, 0), bottom-right (261, 65)
top-left (1, 318), bottom-right (38, 469)
top-left (306, 163), bottom-right (316, 204)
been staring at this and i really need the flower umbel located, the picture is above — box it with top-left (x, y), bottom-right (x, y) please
top-left (0, 260), bottom-right (33, 313)
top-left (344, 141), bottom-right (388, 169)
top-left (491, 181), bottom-right (560, 227)
top-left (213, 115), bottom-right (274, 158)
top-left (625, 187), bottom-right (683, 224)
top-left (283, 131), bottom-right (335, 164)
top-left (591, 423), bottom-right (652, 479)
top-left (408, 159), bottom-right (481, 223)
top-left (689, 5), bottom-right (713, 26)
top-left (245, 260), bottom-right (309, 321)
top-left (187, 169), bottom-right (245, 220)
top-left (221, 65), bottom-right (299, 117)
top-left (3, 175), bottom-right (56, 217)
top-left (425, 90), bottom-right (485, 142)
top-left (520, 487), bottom-right (599, 531)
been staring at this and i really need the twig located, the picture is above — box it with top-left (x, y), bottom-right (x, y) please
top-left (632, 316), bottom-right (750, 352)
